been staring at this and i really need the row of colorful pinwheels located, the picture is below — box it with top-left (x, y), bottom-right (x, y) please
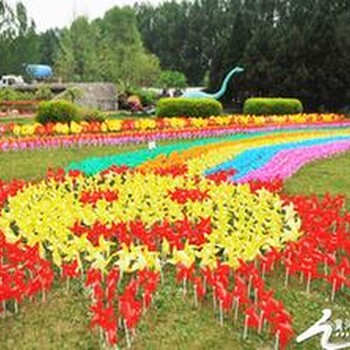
top-left (0, 113), bottom-right (345, 137)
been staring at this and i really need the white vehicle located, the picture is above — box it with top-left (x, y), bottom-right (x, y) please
top-left (0, 75), bottom-right (26, 88)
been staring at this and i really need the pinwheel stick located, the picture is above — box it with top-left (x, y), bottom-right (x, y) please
top-left (258, 311), bottom-right (264, 334)
top-left (219, 301), bottom-right (224, 326)
top-left (324, 262), bottom-right (328, 275)
top-left (193, 286), bottom-right (198, 308)
top-left (254, 288), bottom-right (258, 304)
top-left (212, 289), bottom-right (217, 310)
top-left (1, 301), bottom-right (6, 317)
top-left (66, 277), bottom-right (70, 293)
top-left (234, 297), bottom-right (240, 323)
top-left (284, 268), bottom-right (289, 288)
top-left (274, 330), bottom-right (280, 350)
top-left (306, 272), bottom-right (311, 294)
top-left (183, 277), bottom-right (187, 297)
top-left (331, 279), bottom-right (337, 302)
top-left (262, 263), bottom-right (266, 280)
top-left (42, 289), bottom-right (46, 303)
top-left (247, 275), bottom-right (253, 297)
top-left (243, 314), bottom-right (249, 340)
top-left (124, 320), bottom-right (131, 348)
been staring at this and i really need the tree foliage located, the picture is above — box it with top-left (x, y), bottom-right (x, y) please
top-left (1, 1), bottom-right (350, 111)
top-left (0, 1), bottom-right (40, 76)
top-left (158, 70), bottom-right (187, 89)
top-left (136, 0), bottom-right (350, 111)
top-left (54, 7), bottom-right (161, 87)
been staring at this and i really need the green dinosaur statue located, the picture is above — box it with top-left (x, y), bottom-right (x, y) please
top-left (182, 66), bottom-right (244, 99)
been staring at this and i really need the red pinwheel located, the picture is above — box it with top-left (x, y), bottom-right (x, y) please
top-left (86, 268), bottom-right (103, 288)
top-left (245, 305), bottom-right (260, 331)
top-left (119, 280), bottom-right (142, 331)
top-left (193, 276), bottom-right (206, 302)
top-left (206, 169), bottom-right (236, 184)
top-left (61, 260), bottom-right (81, 280)
top-left (90, 302), bottom-right (118, 346)
top-left (271, 321), bottom-right (294, 350)
top-left (106, 267), bottom-right (120, 303)
top-left (176, 264), bottom-right (194, 284)
top-left (215, 281), bottom-right (233, 312)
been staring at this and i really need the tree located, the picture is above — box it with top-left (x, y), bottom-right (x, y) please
top-left (158, 70), bottom-right (187, 89)
top-left (136, 0), bottom-right (350, 111)
top-left (54, 7), bottom-right (160, 86)
top-left (55, 17), bottom-right (99, 81)
top-left (38, 29), bottom-right (60, 66)
top-left (0, 1), bottom-right (40, 76)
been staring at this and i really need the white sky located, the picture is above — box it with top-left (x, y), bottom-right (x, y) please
top-left (7, 0), bottom-right (161, 32)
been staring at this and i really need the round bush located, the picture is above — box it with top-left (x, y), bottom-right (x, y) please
top-left (36, 100), bottom-right (81, 124)
top-left (156, 98), bottom-right (222, 117)
top-left (243, 98), bottom-right (303, 115)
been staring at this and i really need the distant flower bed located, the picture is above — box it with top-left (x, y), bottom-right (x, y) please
top-left (0, 113), bottom-right (346, 137)
top-left (0, 100), bottom-right (39, 114)
top-left (0, 115), bottom-right (348, 153)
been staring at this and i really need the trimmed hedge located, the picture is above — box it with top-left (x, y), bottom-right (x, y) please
top-left (156, 98), bottom-right (223, 117)
top-left (36, 100), bottom-right (80, 124)
top-left (243, 98), bottom-right (303, 115)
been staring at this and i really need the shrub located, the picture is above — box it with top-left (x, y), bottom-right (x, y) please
top-left (243, 98), bottom-right (303, 115)
top-left (0, 88), bottom-right (34, 102)
top-left (80, 108), bottom-right (107, 123)
top-left (35, 86), bottom-right (53, 101)
top-left (156, 98), bottom-right (222, 117)
top-left (36, 100), bottom-right (80, 124)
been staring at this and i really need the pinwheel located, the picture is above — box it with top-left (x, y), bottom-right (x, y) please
top-left (90, 302), bottom-right (118, 346)
top-left (61, 260), bottom-right (81, 291)
top-left (327, 263), bottom-right (349, 302)
top-left (175, 263), bottom-right (195, 296)
top-left (215, 280), bottom-right (233, 324)
top-left (85, 268), bottom-right (103, 289)
top-left (232, 276), bottom-right (249, 322)
top-left (243, 305), bottom-right (260, 339)
top-left (119, 279), bottom-right (142, 347)
top-left (272, 321), bottom-right (294, 350)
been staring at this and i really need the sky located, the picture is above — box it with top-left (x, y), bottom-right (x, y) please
top-left (7, 0), bottom-right (161, 32)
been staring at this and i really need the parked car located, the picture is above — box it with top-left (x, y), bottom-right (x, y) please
top-left (0, 75), bottom-right (27, 88)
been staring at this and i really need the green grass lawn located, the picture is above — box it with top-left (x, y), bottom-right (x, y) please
top-left (0, 116), bottom-right (35, 124)
top-left (0, 145), bottom-right (142, 181)
top-left (284, 151), bottom-right (350, 209)
top-left (0, 146), bottom-right (350, 349)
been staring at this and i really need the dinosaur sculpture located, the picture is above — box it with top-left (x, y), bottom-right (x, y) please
top-left (182, 66), bottom-right (244, 99)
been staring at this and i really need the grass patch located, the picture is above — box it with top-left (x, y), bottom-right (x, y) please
top-left (0, 145), bottom-right (143, 181)
top-left (0, 116), bottom-right (34, 124)
top-left (284, 151), bottom-right (350, 208)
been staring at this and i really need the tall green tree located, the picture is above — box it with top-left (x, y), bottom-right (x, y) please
top-left (55, 7), bottom-right (160, 86)
top-left (136, 0), bottom-right (350, 111)
top-left (0, 1), bottom-right (39, 76)
top-left (38, 29), bottom-right (60, 66)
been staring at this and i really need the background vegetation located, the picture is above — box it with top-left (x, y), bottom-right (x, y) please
top-left (0, 0), bottom-right (350, 111)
